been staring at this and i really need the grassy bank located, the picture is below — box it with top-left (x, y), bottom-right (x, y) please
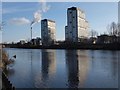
top-left (0, 46), bottom-right (15, 89)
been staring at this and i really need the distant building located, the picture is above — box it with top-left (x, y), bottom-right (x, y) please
top-left (88, 37), bottom-right (97, 44)
top-left (97, 34), bottom-right (118, 44)
top-left (31, 37), bottom-right (41, 45)
top-left (65, 7), bottom-right (89, 42)
top-left (118, 36), bottom-right (120, 43)
top-left (19, 40), bottom-right (26, 45)
top-left (41, 19), bottom-right (56, 46)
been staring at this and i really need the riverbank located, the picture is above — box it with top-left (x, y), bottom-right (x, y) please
top-left (0, 68), bottom-right (15, 90)
top-left (4, 43), bottom-right (120, 50)
top-left (2, 71), bottom-right (15, 90)
top-left (0, 45), bottom-right (15, 89)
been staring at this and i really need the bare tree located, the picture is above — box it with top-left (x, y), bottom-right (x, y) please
top-left (90, 29), bottom-right (98, 37)
top-left (107, 22), bottom-right (120, 36)
top-left (107, 24), bottom-right (110, 35)
top-left (117, 23), bottom-right (120, 36)
top-left (109, 22), bottom-right (117, 36)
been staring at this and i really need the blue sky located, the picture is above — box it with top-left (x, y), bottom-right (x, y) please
top-left (2, 2), bottom-right (118, 43)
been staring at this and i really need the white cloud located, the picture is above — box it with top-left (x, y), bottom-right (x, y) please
top-left (31, 10), bottom-right (42, 26)
top-left (31, 0), bottom-right (50, 26)
top-left (9, 17), bottom-right (30, 25)
top-left (39, 0), bottom-right (51, 12)
top-left (2, 8), bottom-right (34, 14)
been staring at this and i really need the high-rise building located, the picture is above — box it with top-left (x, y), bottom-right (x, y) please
top-left (65, 7), bottom-right (89, 42)
top-left (41, 19), bottom-right (56, 46)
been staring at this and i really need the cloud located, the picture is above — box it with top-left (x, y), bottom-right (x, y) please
top-left (31, 10), bottom-right (41, 26)
top-left (9, 17), bottom-right (30, 25)
top-left (3, 8), bottom-right (34, 14)
top-left (31, 0), bottom-right (50, 26)
top-left (39, 0), bottom-right (51, 12)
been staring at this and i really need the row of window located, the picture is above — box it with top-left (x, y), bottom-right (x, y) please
top-left (69, 12), bottom-right (85, 18)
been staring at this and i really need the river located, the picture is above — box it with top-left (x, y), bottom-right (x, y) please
top-left (4, 48), bottom-right (119, 88)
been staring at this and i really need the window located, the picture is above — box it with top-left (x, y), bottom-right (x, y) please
top-left (48, 30), bottom-right (51, 33)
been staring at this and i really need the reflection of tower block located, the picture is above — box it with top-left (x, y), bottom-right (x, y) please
top-left (42, 50), bottom-right (56, 77)
top-left (66, 50), bottom-right (79, 88)
top-left (77, 50), bottom-right (89, 87)
top-left (66, 50), bottom-right (89, 88)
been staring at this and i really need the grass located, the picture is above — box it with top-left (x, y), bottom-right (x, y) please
top-left (0, 47), bottom-right (14, 69)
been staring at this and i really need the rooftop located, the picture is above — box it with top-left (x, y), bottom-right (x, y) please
top-left (41, 19), bottom-right (55, 23)
top-left (68, 7), bottom-right (77, 10)
top-left (68, 7), bottom-right (84, 13)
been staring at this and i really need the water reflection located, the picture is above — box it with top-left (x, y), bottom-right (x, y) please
top-left (77, 50), bottom-right (89, 88)
top-left (86, 50), bottom-right (118, 88)
top-left (4, 48), bottom-right (118, 88)
top-left (110, 51), bottom-right (118, 80)
top-left (65, 50), bottom-right (79, 88)
top-left (65, 50), bottom-right (89, 88)
top-left (6, 69), bottom-right (15, 76)
top-left (35, 50), bottom-right (56, 88)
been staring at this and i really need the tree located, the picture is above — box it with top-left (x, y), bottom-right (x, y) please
top-left (90, 29), bottom-right (98, 37)
top-left (117, 23), bottom-right (120, 36)
top-left (109, 22), bottom-right (117, 36)
top-left (107, 24), bottom-right (110, 35)
top-left (107, 22), bottom-right (120, 36)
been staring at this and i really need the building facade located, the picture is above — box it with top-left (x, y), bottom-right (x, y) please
top-left (97, 34), bottom-right (119, 44)
top-left (65, 7), bottom-right (89, 42)
top-left (41, 19), bottom-right (56, 46)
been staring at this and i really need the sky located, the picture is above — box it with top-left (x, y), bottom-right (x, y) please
top-left (2, 0), bottom-right (119, 2)
top-left (1, 2), bottom-right (118, 43)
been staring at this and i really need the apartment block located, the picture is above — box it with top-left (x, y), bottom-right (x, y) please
top-left (41, 19), bottom-right (56, 46)
top-left (65, 7), bottom-right (89, 42)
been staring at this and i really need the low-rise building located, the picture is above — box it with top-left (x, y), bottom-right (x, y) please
top-left (97, 34), bottom-right (118, 44)
top-left (19, 40), bottom-right (26, 45)
top-left (31, 37), bottom-right (41, 45)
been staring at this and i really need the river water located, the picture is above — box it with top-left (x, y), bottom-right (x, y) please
top-left (4, 48), bottom-right (119, 88)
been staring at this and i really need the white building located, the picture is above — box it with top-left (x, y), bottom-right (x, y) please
top-left (41, 19), bottom-right (56, 46)
top-left (65, 7), bottom-right (89, 42)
